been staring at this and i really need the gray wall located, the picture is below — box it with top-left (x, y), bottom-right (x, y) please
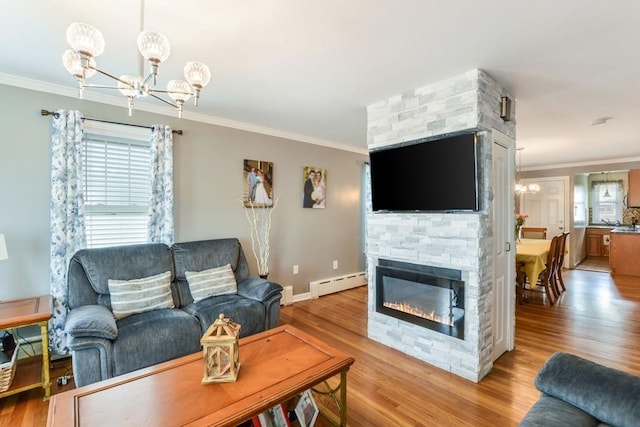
top-left (0, 84), bottom-right (368, 301)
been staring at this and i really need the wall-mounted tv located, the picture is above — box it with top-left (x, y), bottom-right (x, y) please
top-left (369, 132), bottom-right (479, 212)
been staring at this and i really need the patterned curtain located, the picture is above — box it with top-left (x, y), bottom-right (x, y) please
top-left (49, 110), bottom-right (87, 355)
top-left (147, 124), bottom-right (174, 245)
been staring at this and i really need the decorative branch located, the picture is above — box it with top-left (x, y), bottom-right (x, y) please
top-left (240, 199), bottom-right (277, 277)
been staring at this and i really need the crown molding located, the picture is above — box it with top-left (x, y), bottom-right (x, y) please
top-left (522, 156), bottom-right (640, 172)
top-left (0, 73), bottom-right (368, 155)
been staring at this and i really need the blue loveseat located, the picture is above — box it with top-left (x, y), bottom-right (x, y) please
top-left (519, 352), bottom-right (640, 427)
top-left (65, 238), bottom-right (282, 387)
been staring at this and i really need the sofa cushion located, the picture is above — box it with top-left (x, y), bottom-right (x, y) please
top-left (182, 294), bottom-right (265, 338)
top-left (113, 308), bottom-right (201, 376)
top-left (186, 264), bottom-right (237, 303)
top-left (534, 352), bottom-right (640, 427)
top-left (519, 395), bottom-right (600, 427)
top-left (171, 239), bottom-right (250, 306)
top-left (70, 243), bottom-right (174, 308)
top-left (108, 271), bottom-right (175, 320)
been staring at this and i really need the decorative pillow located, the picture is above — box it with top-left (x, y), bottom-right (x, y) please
top-left (185, 264), bottom-right (238, 303)
top-left (108, 271), bottom-right (174, 320)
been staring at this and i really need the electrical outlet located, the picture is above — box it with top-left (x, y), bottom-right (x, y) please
top-left (293, 265), bottom-right (299, 275)
top-left (332, 260), bottom-right (338, 270)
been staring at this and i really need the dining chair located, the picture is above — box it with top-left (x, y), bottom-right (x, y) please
top-left (524, 234), bottom-right (560, 304)
top-left (554, 231), bottom-right (570, 294)
top-left (521, 227), bottom-right (548, 239)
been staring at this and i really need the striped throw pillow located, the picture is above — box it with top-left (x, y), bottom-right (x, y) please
top-left (185, 264), bottom-right (237, 303)
top-left (108, 271), bottom-right (174, 320)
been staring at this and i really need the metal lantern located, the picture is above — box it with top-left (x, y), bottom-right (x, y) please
top-left (200, 313), bottom-right (241, 383)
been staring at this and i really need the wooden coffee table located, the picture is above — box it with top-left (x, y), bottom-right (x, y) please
top-left (46, 324), bottom-right (354, 426)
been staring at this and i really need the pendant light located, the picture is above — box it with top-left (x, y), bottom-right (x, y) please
top-left (515, 148), bottom-right (540, 195)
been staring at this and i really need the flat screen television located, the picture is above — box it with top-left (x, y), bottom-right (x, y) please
top-left (369, 132), bottom-right (479, 212)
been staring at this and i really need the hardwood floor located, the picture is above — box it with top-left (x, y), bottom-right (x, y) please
top-left (2, 269), bottom-right (639, 426)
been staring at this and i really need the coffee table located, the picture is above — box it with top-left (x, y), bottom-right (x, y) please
top-left (46, 324), bottom-right (354, 426)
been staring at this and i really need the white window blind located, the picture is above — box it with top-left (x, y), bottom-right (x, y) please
top-left (82, 131), bottom-right (150, 248)
top-left (592, 181), bottom-right (623, 224)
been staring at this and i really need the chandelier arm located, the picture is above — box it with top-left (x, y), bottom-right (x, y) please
top-left (151, 89), bottom-right (194, 96)
top-left (147, 91), bottom-right (179, 109)
top-left (92, 67), bottom-right (136, 88)
top-left (141, 72), bottom-right (156, 88)
top-left (82, 84), bottom-right (121, 90)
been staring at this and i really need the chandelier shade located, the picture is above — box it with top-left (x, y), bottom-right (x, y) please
top-left (117, 75), bottom-right (143, 98)
top-left (137, 30), bottom-right (171, 63)
top-left (61, 1), bottom-right (211, 118)
top-left (184, 62), bottom-right (211, 89)
top-left (62, 49), bottom-right (96, 79)
top-left (66, 23), bottom-right (105, 57)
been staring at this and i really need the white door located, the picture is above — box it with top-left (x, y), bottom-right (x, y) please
top-left (492, 133), bottom-right (515, 361)
top-left (520, 177), bottom-right (570, 238)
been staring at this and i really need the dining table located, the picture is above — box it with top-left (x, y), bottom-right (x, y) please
top-left (516, 238), bottom-right (552, 303)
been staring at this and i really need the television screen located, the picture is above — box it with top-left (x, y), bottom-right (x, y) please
top-left (369, 132), bottom-right (478, 212)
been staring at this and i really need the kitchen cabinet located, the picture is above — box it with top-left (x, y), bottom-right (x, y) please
top-left (628, 169), bottom-right (640, 207)
top-left (610, 232), bottom-right (640, 276)
top-left (586, 228), bottom-right (611, 257)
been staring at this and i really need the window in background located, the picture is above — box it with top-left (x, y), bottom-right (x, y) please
top-left (82, 122), bottom-right (150, 248)
top-left (592, 181), bottom-right (623, 224)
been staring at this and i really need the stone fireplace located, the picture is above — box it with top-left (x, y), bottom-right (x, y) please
top-left (365, 69), bottom-right (516, 382)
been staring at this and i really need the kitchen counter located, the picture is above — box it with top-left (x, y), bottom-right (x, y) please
top-left (611, 227), bottom-right (640, 234)
top-left (610, 231), bottom-right (640, 276)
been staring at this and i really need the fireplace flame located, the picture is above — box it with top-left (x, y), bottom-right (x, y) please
top-left (383, 301), bottom-right (454, 327)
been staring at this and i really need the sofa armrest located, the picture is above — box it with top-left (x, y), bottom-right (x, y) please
top-left (534, 352), bottom-right (640, 427)
top-left (65, 305), bottom-right (118, 340)
top-left (237, 277), bottom-right (283, 302)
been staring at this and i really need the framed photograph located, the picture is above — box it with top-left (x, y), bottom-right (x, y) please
top-left (302, 166), bottom-right (327, 209)
top-left (295, 390), bottom-right (319, 427)
top-left (244, 159), bottom-right (274, 207)
top-left (252, 403), bottom-right (291, 427)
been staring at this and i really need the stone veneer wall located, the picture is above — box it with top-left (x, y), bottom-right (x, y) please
top-left (366, 69), bottom-right (515, 382)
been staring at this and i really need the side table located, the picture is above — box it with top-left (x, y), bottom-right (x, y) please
top-left (0, 295), bottom-right (52, 400)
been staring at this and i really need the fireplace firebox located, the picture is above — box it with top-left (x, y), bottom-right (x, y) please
top-left (375, 259), bottom-right (464, 339)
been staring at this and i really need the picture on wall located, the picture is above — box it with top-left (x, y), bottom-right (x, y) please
top-left (302, 166), bottom-right (327, 209)
top-left (244, 159), bottom-right (274, 207)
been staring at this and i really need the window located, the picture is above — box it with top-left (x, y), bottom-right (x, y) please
top-left (82, 122), bottom-right (150, 248)
top-left (592, 181), bottom-right (623, 224)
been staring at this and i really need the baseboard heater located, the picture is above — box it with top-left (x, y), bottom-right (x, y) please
top-left (309, 272), bottom-right (367, 299)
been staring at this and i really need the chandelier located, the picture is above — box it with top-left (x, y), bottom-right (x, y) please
top-left (61, 1), bottom-right (210, 118)
top-left (515, 148), bottom-right (540, 195)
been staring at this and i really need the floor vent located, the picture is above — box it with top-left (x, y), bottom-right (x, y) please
top-left (309, 272), bottom-right (367, 299)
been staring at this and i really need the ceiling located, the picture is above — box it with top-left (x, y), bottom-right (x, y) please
top-left (1, 1), bottom-right (639, 169)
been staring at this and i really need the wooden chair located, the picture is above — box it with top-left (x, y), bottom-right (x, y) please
top-left (554, 231), bottom-right (570, 294)
top-left (523, 234), bottom-right (560, 304)
top-left (521, 227), bottom-right (547, 239)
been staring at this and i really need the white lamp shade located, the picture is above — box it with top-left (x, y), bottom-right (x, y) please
top-left (0, 234), bottom-right (7, 261)
top-left (66, 23), bottom-right (105, 57)
top-left (62, 49), bottom-right (97, 78)
top-left (137, 30), bottom-right (170, 63)
top-left (117, 75), bottom-right (141, 97)
top-left (167, 79), bottom-right (192, 103)
top-left (184, 61), bottom-right (211, 88)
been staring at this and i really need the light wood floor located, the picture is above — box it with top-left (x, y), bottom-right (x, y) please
top-left (2, 269), bottom-right (639, 426)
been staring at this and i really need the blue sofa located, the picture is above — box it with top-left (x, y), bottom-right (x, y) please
top-left (65, 238), bottom-right (282, 387)
top-left (519, 352), bottom-right (640, 427)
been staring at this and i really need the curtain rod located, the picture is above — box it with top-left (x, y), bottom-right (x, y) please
top-left (40, 110), bottom-right (183, 135)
